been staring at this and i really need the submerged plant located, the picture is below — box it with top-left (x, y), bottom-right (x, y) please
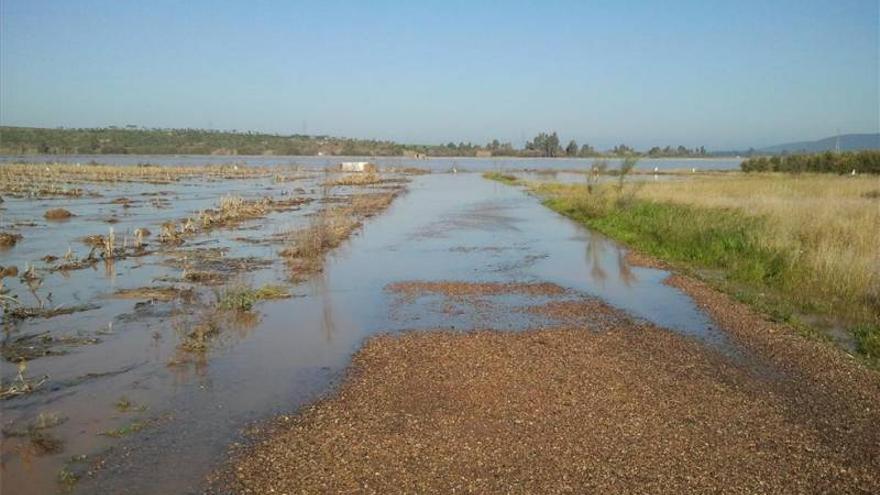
top-left (214, 283), bottom-right (291, 312)
top-left (1, 361), bottom-right (49, 400)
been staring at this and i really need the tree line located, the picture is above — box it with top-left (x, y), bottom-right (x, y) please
top-left (740, 151), bottom-right (880, 174)
top-left (0, 126), bottom-right (714, 158)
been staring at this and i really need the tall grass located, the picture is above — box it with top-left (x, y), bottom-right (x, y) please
top-left (524, 173), bottom-right (880, 360)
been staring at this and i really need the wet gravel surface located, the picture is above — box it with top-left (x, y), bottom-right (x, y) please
top-left (218, 281), bottom-right (880, 494)
top-left (386, 281), bottom-right (569, 298)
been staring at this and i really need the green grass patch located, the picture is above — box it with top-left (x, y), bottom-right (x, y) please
top-left (114, 396), bottom-right (147, 413)
top-left (853, 325), bottom-right (880, 360)
top-left (214, 283), bottom-right (291, 312)
top-left (99, 420), bottom-right (149, 438)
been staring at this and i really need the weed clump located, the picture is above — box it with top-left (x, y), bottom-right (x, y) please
top-left (1, 361), bottom-right (48, 400)
top-left (113, 286), bottom-right (193, 302)
top-left (281, 191), bottom-right (401, 279)
top-left (98, 420), bottom-right (149, 438)
top-left (114, 396), bottom-right (146, 413)
top-left (482, 172), bottom-right (520, 185)
top-left (177, 314), bottom-right (221, 352)
top-left (0, 231), bottom-right (22, 247)
top-left (214, 284), bottom-right (291, 312)
top-left (44, 208), bottom-right (74, 220)
top-left (326, 173), bottom-right (385, 187)
top-left (853, 325), bottom-right (880, 361)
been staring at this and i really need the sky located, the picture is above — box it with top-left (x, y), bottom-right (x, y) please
top-left (0, 0), bottom-right (877, 150)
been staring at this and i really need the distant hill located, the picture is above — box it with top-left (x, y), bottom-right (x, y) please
top-left (759, 133), bottom-right (880, 154)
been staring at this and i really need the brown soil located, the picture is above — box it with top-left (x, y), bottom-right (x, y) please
top-left (43, 208), bottom-right (74, 220)
top-left (623, 249), bottom-right (670, 269)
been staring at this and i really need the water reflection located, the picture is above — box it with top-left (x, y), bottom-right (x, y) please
top-left (318, 274), bottom-right (336, 343)
top-left (583, 234), bottom-right (639, 289)
top-left (616, 249), bottom-right (638, 287)
top-left (586, 237), bottom-right (608, 284)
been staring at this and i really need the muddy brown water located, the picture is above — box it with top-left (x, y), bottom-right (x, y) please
top-left (2, 172), bottom-right (730, 494)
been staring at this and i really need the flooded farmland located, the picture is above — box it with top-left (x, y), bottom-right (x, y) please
top-left (0, 164), bottom-right (786, 494)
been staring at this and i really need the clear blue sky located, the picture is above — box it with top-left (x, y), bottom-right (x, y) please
top-left (1, 0), bottom-right (877, 150)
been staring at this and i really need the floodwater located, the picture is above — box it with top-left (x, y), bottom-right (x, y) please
top-left (0, 153), bottom-right (743, 172)
top-left (2, 171), bottom-right (728, 494)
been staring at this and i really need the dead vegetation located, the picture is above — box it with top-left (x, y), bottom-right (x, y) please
top-left (182, 270), bottom-right (225, 285)
top-left (386, 280), bottom-right (569, 298)
top-left (157, 195), bottom-right (311, 246)
top-left (324, 172), bottom-right (405, 187)
top-left (1, 331), bottom-right (101, 361)
top-left (281, 208), bottom-right (361, 275)
top-left (57, 227), bottom-right (155, 266)
top-left (0, 162), bottom-right (276, 188)
top-left (165, 282), bottom-right (291, 354)
top-left (0, 361), bottom-right (48, 400)
top-left (161, 247), bottom-right (273, 276)
top-left (0, 231), bottom-right (22, 247)
top-left (44, 208), bottom-right (74, 220)
top-left (281, 191), bottom-right (402, 279)
top-left (112, 286), bottom-right (195, 302)
top-left (3, 302), bottom-right (100, 321)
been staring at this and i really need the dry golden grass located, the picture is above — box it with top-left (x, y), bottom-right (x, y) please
top-left (514, 172), bottom-right (880, 359)
top-left (0, 162), bottom-right (270, 182)
top-left (0, 163), bottom-right (290, 197)
top-left (636, 174), bottom-right (880, 317)
top-left (325, 172), bottom-right (384, 187)
top-left (281, 191), bottom-right (401, 278)
top-left (156, 195), bottom-right (309, 245)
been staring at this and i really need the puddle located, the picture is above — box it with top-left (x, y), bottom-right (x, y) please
top-left (3, 172), bottom-right (732, 494)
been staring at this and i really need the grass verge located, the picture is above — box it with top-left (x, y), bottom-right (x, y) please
top-left (486, 173), bottom-right (880, 364)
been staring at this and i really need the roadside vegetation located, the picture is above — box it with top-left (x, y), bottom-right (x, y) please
top-left (488, 170), bottom-right (880, 363)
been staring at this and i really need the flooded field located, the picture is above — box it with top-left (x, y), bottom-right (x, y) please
top-left (0, 154), bottom-right (744, 173)
top-left (4, 166), bottom-right (739, 494)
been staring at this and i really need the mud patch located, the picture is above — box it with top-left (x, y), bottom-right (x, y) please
top-left (386, 280), bottom-right (569, 298)
top-left (112, 286), bottom-right (195, 303)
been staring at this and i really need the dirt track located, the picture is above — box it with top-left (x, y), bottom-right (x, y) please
top-left (220, 278), bottom-right (880, 494)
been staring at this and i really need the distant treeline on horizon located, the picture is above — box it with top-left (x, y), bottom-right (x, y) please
top-left (0, 126), bottom-right (725, 159)
top-left (741, 151), bottom-right (880, 174)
